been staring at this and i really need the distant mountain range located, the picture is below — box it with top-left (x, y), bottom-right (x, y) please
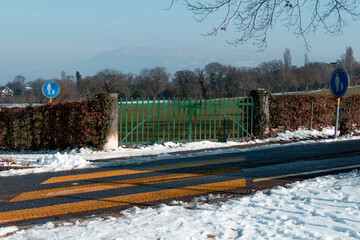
top-left (75, 45), bottom-right (264, 75)
top-left (0, 45), bottom-right (277, 84)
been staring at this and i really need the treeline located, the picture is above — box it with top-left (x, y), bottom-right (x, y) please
top-left (2, 47), bottom-right (360, 104)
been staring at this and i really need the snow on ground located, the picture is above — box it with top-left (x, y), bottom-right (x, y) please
top-left (0, 127), bottom-right (360, 177)
top-left (1, 170), bottom-right (360, 239)
top-left (1, 127), bottom-right (360, 239)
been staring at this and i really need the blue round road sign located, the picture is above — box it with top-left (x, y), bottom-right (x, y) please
top-left (330, 69), bottom-right (349, 98)
top-left (42, 81), bottom-right (60, 99)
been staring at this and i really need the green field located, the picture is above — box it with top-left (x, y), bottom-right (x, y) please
top-left (305, 85), bottom-right (360, 95)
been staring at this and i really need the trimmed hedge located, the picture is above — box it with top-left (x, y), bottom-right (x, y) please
top-left (0, 94), bottom-right (112, 150)
top-left (338, 95), bottom-right (360, 135)
top-left (270, 94), bottom-right (360, 135)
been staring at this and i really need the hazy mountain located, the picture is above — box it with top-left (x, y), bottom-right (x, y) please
top-left (75, 45), bottom-right (265, 76)
top-left (0, 45), bottom-right (275, 85)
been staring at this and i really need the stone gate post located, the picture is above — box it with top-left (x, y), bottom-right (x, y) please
top-left (250, 89), bottom-right (270, 138)
top-left (102, 93), bottom-right (119, 150)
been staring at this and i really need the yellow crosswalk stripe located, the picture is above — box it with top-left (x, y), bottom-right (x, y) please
top-left (1, 155), bottom-right (246, 225)
top-left (41, 169), bottom-right (149, 184)
top-left (11, 173), bottom-right (203, 202)
top-left (135, 156), bottom-right (244, 172)
top-left (0, 179), bottom-right (246, 225)
top-left (42, 156), bottom-right (244, 184)
top-left (11, 166), bottom-right (243, 202)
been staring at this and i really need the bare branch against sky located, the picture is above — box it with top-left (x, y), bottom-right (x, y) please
top-left (172, 0), bottom-right (360, 50)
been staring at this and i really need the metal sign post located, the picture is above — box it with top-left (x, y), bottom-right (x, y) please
top-left (329, 69), bottom-right (349, 138)
top-left (42, 80), bottom-right (61, 103)
top-left (334, 98), bottom-right (340, 138)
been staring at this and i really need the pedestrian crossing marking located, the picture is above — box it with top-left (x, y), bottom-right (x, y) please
top-left (1, 155), bottom-right (246, 225)
top-left (11, 173), bottom-right (203, 202)
top-left (0, 178), bottom-right (246, 225)
top-left (41, 156), bottom-right (244, 185)
top-left (11, 166), bottom-right (244, 202)
top-left (41, 169), bottom-right (150, 184)
top-left (135, 156), bottom-right (244, 172)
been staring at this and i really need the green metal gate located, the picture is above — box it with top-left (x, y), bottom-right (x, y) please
top-left (119, 97), bottom-right (253, 146)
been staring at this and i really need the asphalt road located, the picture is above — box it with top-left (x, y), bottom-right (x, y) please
top-left (0, 139), bottom-right (360, 226)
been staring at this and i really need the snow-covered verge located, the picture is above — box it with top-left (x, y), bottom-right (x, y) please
top-left (1, 127), bottom-right (360, 177)
top-left (1, 127), bottom-right (360, 239)
top-left (1, 170), bottom-right (359, 239)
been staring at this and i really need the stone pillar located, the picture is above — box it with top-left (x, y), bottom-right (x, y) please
top-left (250, 89), bottom-right (270, 138)
top-left (103, 93), bottom-right (119, 150)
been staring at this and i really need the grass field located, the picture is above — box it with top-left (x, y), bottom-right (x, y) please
top-left (306, 85), bottom-right (360, 95)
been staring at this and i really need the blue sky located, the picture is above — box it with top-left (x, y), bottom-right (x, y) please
top-left (0, 0), bottom-right (359, 84)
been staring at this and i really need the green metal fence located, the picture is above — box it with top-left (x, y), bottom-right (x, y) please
top-left (119, 97), bottom-right (253, 146)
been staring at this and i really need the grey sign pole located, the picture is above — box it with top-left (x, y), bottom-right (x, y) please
top-left (334, 98), bottom-right (340, 139)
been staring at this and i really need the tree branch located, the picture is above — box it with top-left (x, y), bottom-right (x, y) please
top-left (171, 0), bottom-right (360, 50)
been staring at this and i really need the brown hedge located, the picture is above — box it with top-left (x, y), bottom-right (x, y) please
top-left (338, 95), bottom-right (360, 134)
top-left (0, 94), bottom-right (112, 151)
top-left (270, 94), bottom-right (360, 135)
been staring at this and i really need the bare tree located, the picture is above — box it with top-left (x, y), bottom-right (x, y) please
top-left (204, 62), bottom-right (227, 97)
top-left (237, 67), bottom-right (258, 96)
top-left (173, 70), bottom-right (200, 98)
top-left (194, 68), bottom-right (208, 98)
top-left (94, 69), bottom-right (119, 93)
top-left (284, 48), bottom-right (292, 70)
top-left (7, 75), bottom-right (26, 100)
top-left (139, 67), bottom-right (169, 99)
top-left (342, 46), bottom-right (355, 73)
top-left (76, 76), bottom-right (103, 100)
top-left (93, 69), bottom-right (131, 98)
top-left (339, 46), bottom-right (360, 85)
top-left (171, 0), bottom-right (360, 50)
top-left (282, 48), bottom-right (294, 92)
top-left (311, 62), bottom-right (334, 88)
top-left (304, 52), bottom-right (310, 66)
top-left (281, 68), bottom-right (297, 92)
top-left (257, 60), bottom-right (283, 92)
top-left (57, 78), bottom-right (77, 101)
top-left (61, 71), bottom-right (66, 81)
top-left (299, 63), bottom-right (322, 91)
top-left (28, 78), bottom-right (46, 103)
